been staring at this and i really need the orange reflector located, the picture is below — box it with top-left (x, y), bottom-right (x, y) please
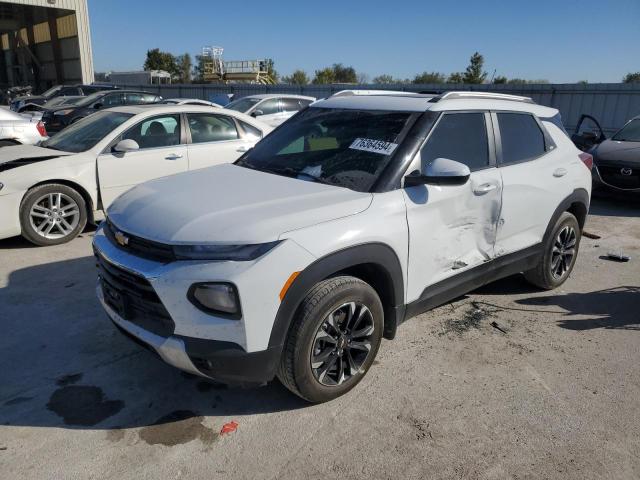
top-left (279, 271), bottom-right (300, 301)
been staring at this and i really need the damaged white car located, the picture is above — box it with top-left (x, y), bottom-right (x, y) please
top-left (94, 92), bottom-right (592, 402)
top-left (0, 104), bottom-right (270, 245)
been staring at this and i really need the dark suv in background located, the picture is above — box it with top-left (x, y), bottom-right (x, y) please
top-left (10, 84), bottom-right (118, 112)
top-left (41, 90), bottom-right (162, 133)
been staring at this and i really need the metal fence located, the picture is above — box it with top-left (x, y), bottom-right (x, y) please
top-left (121, 82), bottom-right (640, 135)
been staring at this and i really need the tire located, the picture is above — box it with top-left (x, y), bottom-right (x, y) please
top-left (524, 211), bottom-right (581, 290)
top-left (19, 183), bottom-right (87, 246)
top-left (277, 276), bottom-right (384, 403)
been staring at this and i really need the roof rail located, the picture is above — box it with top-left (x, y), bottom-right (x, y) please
top-left (429, 91), bottom-right (535, 104)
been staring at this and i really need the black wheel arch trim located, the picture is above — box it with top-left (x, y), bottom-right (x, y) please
top-left (268, 242), bottom-right (405, 349)
top-left (544, 188), bottom-right (589, 239)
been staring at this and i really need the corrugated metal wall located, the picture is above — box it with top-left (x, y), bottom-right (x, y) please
top-left (118, 82), bottom-right (640, 135)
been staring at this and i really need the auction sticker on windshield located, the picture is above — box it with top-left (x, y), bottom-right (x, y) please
top-left (349, 138), bottom-right (398, 155)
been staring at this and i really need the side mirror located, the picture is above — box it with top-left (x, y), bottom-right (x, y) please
top-left (113, 139), bottom-right (139, 153)
top-left (404, 158), bottom-right (471, 187)
top-left (94, 103), bottom-right (103, 110)
top-left (251, 109), bottom-right (264, 117)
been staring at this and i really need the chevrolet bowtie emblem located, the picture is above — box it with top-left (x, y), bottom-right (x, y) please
top-left (114, 230), bottom-right (129, 246)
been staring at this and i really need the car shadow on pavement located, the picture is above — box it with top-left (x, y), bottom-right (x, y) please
top-left (589, 196), bottom-right (640, 218)
top-left (0, 255), bottom-right (308, 435)
top-left (516, 286), bottom-right (640, 331)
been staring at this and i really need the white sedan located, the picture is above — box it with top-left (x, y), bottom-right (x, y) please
top-left (0, 104), bottom-right (271, 245)
top-left (0, 108), bottom-right (48, 147)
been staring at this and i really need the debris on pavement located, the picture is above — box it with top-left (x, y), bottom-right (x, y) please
top-left (605, 252), bottom-right (630, 262)
top-left (220, 421), bottom-right (239, 436)
top-left (490, 321), bottom-right (508, 334)
top-left (582, 231), bottom-right (601, 239)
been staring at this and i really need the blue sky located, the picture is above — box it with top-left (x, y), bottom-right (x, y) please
top-left (88, 0), bottom-right (639, 83)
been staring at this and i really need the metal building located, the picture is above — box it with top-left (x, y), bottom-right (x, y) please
top-left (0, 0), bottom-right (94, 90)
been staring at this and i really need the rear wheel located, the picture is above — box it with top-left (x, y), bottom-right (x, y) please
top-left (524, 211), bottom-right (581, 289)
top-left (19, 183), bottom-right (87, 246)
top-left (277, 276), bottom-right (383, 403)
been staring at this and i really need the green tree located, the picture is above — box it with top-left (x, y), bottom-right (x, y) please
top-left (283, 69), bottom-right (309, 85)
top-left (332, 63), bottom-right (357, 83)
top-left (447, 72), bottom-right (464, 83)
top-left (313, 67), bottom-right (336, 84)
top-left (462, 52), bottom-right (487, 84)
top-left (175, 53), bottom-right (192, 83)
top-left (192, 54), bottom-right (207, 82)
top-left (623, 72), bottom-right (640, 83)
top-left (144, 48), bottom-right (179, 77)
top-left (373, 74), bottom-right (395, 84)
top-left (493, 75), bottom-right (508, 84)
top-left (413, 71), bottom-right (445, 84)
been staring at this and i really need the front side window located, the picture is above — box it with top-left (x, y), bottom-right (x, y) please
top-left (254, 98), bottom-right (279, 116)
top-left (236, 107), bottom-right (415, 192)
top-left (122, 114), bottom-right (180, 149)
top-left (58, 87), bottom-right (79, 96)
top-left (498, 113), bottom-right (546, 164)
top-left (187, 114), bottom-right (239, 143)
top-left (612, 119), bottom-right (640, 142)
top-left (421, 113), bottom-right (489, 171)
top-left (225, 97), bottom-right (261, 113)
top-left (281, 98), bottom-right (305, 113)
top-left (41, 111), bottom-right (133, 153)
top-left (102, 93), bottom-right (124, 107)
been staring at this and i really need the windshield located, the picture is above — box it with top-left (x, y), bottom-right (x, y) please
top-left (612, 119), bottom-right (640, 142)
top-left (75, 91), bottom-right (106, 107)
top-left (41, 85), bottom-right (62, 98)
top-left (42, 111), bottom-right (133, 153)
top-left (235, 107), bottom-right (415, 192)
top-left (43, 96), bottom-right (82, 108)
top-left (225, 97), bottom-right (261, 113)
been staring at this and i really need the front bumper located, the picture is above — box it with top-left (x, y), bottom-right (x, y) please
top-left (93, 222), bottom-right (316, 384)
top-left (0, 191), bottom-right (23, 240)
top-left (593, 164), bottom-right (640, 194)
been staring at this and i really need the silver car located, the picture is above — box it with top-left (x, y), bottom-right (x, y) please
top-left (0, 108), bottom-right (47, 147)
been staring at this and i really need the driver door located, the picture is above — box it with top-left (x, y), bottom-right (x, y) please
top-left (571, 114), bottom-right (605, 151)
top-left (403, 112), bottom-right (502, 302)
top-left (97, 114), bottom-right (188, 208)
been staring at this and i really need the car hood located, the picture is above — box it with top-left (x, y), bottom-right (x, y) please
top-left (107, 163), bottom-right (373, 244)
top-left (593, 139), bottom-right (640, 165)
top-left (15, 95), bottom-right (45, 104)
top-left (0, 145), bottom-right (73, 171)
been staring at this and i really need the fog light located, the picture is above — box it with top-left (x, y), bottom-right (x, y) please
top-left (188, 282), bottom-right (240, 318)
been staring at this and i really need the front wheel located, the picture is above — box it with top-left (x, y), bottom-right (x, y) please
top-left (524, 211), bottom-right (581, 290)
top-left (277, 276), bottom-right (383, 403)
top-left (19, 183), bottom-right (87, 246)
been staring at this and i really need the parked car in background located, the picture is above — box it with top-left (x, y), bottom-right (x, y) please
top-left (11, 84), bottom-right (118, 112)
top-left (0, 105), bottom-right (271, 245)
top-left (94, 91), bottom-right (591, 402)
top-left (40, 90), bottom-right (162, 134)
top-left (225, 94), bottom-right (315, 127)
top-left (572, 114), bottom-right (640, 195)
top-left (160, 98), bottom-right (222, 107)
top-left (0, 108), bottom-right (47, 147)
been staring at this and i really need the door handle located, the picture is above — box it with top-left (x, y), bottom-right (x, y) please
top-left (236, 145), bottom-right (250, 153)
top-left (165, 153), bottom-right (183, 160)
top-left (553, 168), bottom-right (567, 177)
top-left (473, 183), bottom-right (498, 195)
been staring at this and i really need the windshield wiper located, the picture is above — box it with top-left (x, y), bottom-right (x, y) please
top-left (264, 166), bottom-right (333, 185)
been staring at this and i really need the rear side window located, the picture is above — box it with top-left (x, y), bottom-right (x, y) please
top-left (421, 112), bottom-right (489, 171)
top-left (498, 113), bottom-right (546, 165)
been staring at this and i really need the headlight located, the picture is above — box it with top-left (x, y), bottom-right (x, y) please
top-left (53, 109), bottom-right (74, 116)
top-left (173, 241), bottom-right (280, 261)
top-left (188, 282), bottom-right (241, 318)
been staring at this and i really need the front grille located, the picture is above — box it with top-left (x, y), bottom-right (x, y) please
top-left (598, 165), bottom-right (640, 190)
top-left (104, 219), bottom-right (176, 263)
top-left (96, 252), bottom-right (175, 337)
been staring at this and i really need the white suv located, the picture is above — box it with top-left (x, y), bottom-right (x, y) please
top-left (93, 92), bottom-right (592, 403)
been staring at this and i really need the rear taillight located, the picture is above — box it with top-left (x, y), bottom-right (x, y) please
top-left (36, 120), bottom-right (47, 137)
top-left (579, 152), bottom-right (593, 170)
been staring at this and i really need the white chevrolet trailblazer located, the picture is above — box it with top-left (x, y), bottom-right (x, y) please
top-left (94, 92), bottom-right (592, 402)
top-left (0, 105), bottom-right (270, 245)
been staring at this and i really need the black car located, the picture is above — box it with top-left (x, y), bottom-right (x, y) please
top-left (571, 114), bottom-right (640, 195)
top-left (41, 90), bottom-right (162, 134)
top-left (11, 84), bottom-right (118, 112)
